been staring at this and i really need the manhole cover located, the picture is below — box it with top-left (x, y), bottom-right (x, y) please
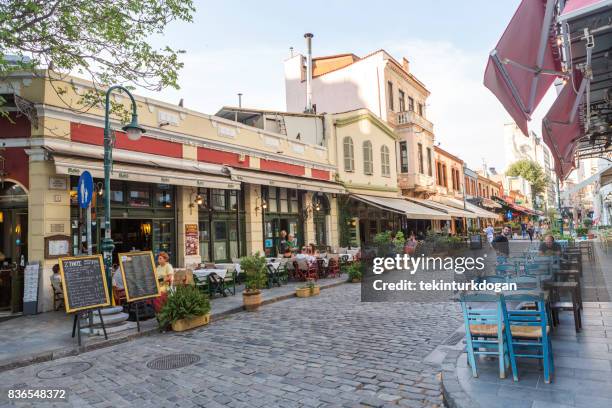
top-left (36, 362), bottom-right (92, 379)
top-left (443, 331), bottom-right (465, 346)
top-left (146, 353), bottom-right (200, 370)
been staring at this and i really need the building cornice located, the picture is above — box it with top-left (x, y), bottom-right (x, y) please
top-left (37, 104), bottom-right (335, 172)
top-left (333, 112), bottom-right (397, 140)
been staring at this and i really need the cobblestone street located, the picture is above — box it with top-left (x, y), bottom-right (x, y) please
top-left (0, 283), bottom-right (462, 408)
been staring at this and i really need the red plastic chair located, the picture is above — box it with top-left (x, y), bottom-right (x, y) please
top-left (327, 258), bottom-right (340, 278)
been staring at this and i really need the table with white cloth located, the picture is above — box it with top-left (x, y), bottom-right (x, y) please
top-left (193, 268), bottom-right (231, 296)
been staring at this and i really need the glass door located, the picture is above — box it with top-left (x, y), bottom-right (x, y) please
top-left (212, 221), bottom-right (228, 261)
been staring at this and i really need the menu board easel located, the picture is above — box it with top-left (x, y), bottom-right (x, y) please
top-left (59, 255), bottom-right (110, 345)
top-left (118, 251), bottom-right (160, 332)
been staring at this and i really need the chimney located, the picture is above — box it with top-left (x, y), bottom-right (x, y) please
top-left (304, 33), bottom-right (314, 113)
top-left (402, 57), bottom-right (410, 73)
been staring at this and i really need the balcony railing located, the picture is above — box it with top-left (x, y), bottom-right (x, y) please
top-left (392, 110), bottom-right (434, 133)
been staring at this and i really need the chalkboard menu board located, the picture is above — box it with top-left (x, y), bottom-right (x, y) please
top-left (59, 255), bottom-right (110, 313)
top-left (118, 251), bottom-right (160, 302)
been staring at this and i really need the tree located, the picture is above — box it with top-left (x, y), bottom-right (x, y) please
top-left (506, 159), bottom-right (550, 208)
top-left (0, 0), bottom-right (194, 115)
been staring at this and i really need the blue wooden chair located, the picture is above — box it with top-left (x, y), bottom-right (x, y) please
top-left (495, 263), bottom-right (517, 276)
top-left (460, 293), bottom-right (514, 379)
top-left (503, 293), bottom-right (554, 383)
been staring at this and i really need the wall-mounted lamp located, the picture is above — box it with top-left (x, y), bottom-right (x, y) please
top-left (255, 196), bottom-right (267, 216)
top-left (95, 181), bottom-right (104, 197)
top-left (0, 210), bottom-right (3, 223)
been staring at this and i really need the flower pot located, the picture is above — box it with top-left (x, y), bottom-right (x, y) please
top-left (243, 290), bottom-right (262, 311)
top-left (171, 313), bottom-right (211, 332)
top-left (296, 286), bottom-right (320, 298)
top-left (588, 233), bottom-right (595, 239)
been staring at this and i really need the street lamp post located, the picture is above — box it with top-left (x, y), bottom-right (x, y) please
top-left (100, 86), bottom-right (146, 302)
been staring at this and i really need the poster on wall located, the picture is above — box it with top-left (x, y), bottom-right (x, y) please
top-left (185, 224), bottom-right (198, 256)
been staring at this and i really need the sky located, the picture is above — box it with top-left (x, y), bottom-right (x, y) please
top-left (135, 0), bottom-right (557, 172)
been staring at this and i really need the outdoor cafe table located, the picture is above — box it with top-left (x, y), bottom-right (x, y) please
top-left (193, 268), bottom-right (230, 296)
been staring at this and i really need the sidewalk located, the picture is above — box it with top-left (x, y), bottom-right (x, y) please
top-left (442, 241), bottom-right (612, 408)
top-left (0, 276), bottom-right (346, 372)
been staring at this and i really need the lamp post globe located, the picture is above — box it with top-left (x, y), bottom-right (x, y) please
top-left (122, 113), bottom-right (146, 141)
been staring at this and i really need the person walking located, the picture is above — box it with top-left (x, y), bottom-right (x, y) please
top-left (484, 224), bottom-right (495, 246)
top-left (527, 221), bottom-right (535, 242)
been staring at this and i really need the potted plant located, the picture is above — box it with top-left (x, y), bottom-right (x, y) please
top-left (296, 279), bottom-right (320, 298)
top-left (240, 252), bottom-right (267, 311)
top-left (347, 261), bottom-right (362, 283)
top-left (157, 285), bottom-right (211, 332)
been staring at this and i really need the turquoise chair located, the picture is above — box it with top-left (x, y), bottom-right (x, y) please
top-left (495, 263), bottom-right (517, 276)
top-left (460, 293), bottom-right (514, 379)
top-left (503, 293), bottom-right (554, 383)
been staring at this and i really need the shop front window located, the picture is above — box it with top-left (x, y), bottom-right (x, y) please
top-left (212, 189), bottom-right (226, 210)
top-left (267, 187), bottom-right (277, 212)
top-left (128, 183), bottom-right (150, 207)
top-left (213, 221), bottom-right (228, 260)
top-left (110, 181), bottom-right (124, 204)
top-left (279, 188), bottom-right (288, 213)
top-left (155, 184), bottom-right (173, 208)
top-left (289, 189), bottom-right (298, 212)
top-left (199, 220), bottom-right (210, 262)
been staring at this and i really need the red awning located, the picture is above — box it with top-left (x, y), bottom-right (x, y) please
top-left (484, 0), bottom-right (561, 136)
top-left (542, 73), bottom-right (586, 179)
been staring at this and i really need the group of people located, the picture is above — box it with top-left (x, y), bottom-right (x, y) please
top-left (483, 223), bottom-right (561, 256)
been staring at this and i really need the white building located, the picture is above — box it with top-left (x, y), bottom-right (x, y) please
top-left (503, 123), bottom-right (558, 209)
top-left (284, 45), bottom-right (436, 198)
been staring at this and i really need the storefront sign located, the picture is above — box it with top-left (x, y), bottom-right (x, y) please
top-left (48, 176), bottom-right (67, 190)
top-left (185, 224), bottom-right (199, 256)
top-left (118, 251), bottom-right (160, 302)
top-left (59, 255), bottom-right (110, 313)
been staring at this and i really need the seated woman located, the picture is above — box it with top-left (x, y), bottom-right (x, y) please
top-left (308, 243), bottom-right (320, 257)
top-left (404, 232), bottom-right (418, 255)
top-left (156, 251), bottom-right (174, 290)
top-left (539, 234), bottom-right (561, 256)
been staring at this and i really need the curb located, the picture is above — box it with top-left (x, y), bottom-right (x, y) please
top-left (440, 350), bottom-right (480, 408)
top-left (0, 279), bottom-right (348, 373)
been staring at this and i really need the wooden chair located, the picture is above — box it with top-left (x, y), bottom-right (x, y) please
top-left (326, 257), bottom-right (340, 278)
top-left (112, 286), bottom-right (127, 306)
top-left (295, 258), bottom-right (318, 281)
top-left (578, 241), bottom-right (594, 261)
top-left (545, 281), bottom-right (582, 332)
top-left (51, 280), bottom-right (64, 311)
top-left (460, 293), bottom-right (514, 379)
top-left (503, 293), bottom-right (554, 383)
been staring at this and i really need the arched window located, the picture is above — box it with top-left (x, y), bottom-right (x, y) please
top-left (343, 137), bottom-right (354, 172)
top-left (363, 141), bottom-right (373, 175)
top-left (380, 145), bottom-right (390, 176)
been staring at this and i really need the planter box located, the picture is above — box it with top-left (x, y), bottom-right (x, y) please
top-left (243, 290), bottom-right (262, 311)
top-left (296, 286), bottom-right (320, 298)
top-left (351, 278), bottom-right (361, 283)
top-left (171, 313), bottom-right (211, 332)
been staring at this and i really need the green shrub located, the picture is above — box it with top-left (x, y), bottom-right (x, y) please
top-left (157, 285), bottom-right (210, 328)
top-left (393, 231), bottom-right (406, 253)
top-left (583, 218), bottom-right (593, 228)
top-left (346, 262), bottom-right (362, 282)
top-left (575, 227), bottom-right (588, 236)
top-left (240, 252), bottom-right (267, 292)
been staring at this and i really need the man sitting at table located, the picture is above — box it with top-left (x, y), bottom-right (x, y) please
top-left (539, 234), bottom-right (561, 256)
top-left (492, 225), bottom-right (511, 256)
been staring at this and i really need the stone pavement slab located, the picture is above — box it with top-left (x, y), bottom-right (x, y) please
top-left (442, 240), bottom-right (612, 408)
top-left (0, 283), bottom-right (463, 407)
top-left (0, 276), bottom-right (345, 373)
